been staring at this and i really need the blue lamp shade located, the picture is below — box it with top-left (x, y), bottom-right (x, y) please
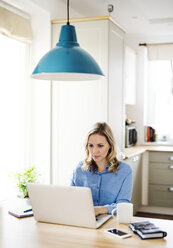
top-left (31, 25), bottom-right (104, 81)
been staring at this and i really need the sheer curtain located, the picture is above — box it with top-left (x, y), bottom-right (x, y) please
top-left (0, 33), bottom-right (31, 200)
top-left (0, 3), bottom-right (33, 200)
top-left (0, 2), bottom-right (51, 201)
top-left (147, 60), bottom-right (173, 142)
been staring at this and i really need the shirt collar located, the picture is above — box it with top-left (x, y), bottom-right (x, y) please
top-left (89, 163), bottom-right (111, 174)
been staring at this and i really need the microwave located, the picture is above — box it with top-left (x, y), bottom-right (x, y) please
top-left (125, 126), bottom-right (137, 147)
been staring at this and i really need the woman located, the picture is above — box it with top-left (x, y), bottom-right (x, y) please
top-left (71, 122), bottom-right (133, 216)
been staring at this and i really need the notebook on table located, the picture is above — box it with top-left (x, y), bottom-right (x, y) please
top-left (129, 221), bottom-right (167, 239)
top-left (27, 183), bottom-right (111, 229)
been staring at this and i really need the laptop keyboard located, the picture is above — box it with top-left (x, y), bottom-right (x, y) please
top-left (95, 214), bottom-right (107, 221)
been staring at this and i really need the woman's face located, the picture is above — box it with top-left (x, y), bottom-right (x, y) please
top-left (88, 134), bottom-right (111, 165)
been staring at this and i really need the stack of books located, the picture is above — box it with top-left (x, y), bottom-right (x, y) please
top-left (144, 126), bottom-right (156, 142)
top-left (129, 221), bottom-right (167, 239)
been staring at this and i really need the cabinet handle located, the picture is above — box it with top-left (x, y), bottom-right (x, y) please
top-left (132, 156), bottom-right (139, 162)
top-left (132, 157), bottom-right (136, 162)
top-left (168, 165), bottom-right (173, 169)
top-left (168, 187), bottom-right (173, 192)
top-left (169, 156), bottom-right (173, 161)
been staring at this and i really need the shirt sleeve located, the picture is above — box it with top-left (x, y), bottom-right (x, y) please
top-left (70, 169), bottom-right (76, 186)
top-left (70, 161), bottom-right (83, 186)
top-left (104, 169), bottom-right (133, 214)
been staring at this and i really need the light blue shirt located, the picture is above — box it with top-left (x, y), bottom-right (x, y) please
top-left (71, 161), bottom-right (133, 214)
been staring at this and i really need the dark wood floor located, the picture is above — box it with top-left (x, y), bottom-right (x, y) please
top-left (135, 212), bottom-right (173, 220)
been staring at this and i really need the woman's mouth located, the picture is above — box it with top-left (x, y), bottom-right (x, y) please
top-left (93, 155), bottom-right (100, 159)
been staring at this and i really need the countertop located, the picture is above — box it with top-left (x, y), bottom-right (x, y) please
top-left (124, 145), bottom-right (173, 159)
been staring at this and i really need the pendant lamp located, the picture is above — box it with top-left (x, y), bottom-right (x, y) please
top-left (31, 0), bottom-right (104, 81)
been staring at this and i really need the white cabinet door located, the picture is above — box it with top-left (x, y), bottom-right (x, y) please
top-left (125, 155), bottom-right (142, 214)
top-left (108, 21), bottom-right (125, 157)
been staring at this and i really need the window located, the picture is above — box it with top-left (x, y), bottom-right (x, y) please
top-left (0, 3), bottom-right (51, 201)
top-left (147, 60), bottom-right (173, 142)
top-left (0, 33), bottom-right (30, 200)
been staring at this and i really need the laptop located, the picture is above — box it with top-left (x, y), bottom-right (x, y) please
top-left (27, 183), bottom-right (112, 229)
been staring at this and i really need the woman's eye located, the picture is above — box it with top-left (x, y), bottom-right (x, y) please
top-left (98, 144), bottom-right (104, 148)
top-left (88, 144), bottom-right (93, 148)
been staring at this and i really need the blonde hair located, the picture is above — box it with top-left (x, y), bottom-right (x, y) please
top-left (82, 122), bottom-right (120, 173)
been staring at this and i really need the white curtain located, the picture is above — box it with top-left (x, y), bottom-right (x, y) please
top-left (147, 43), bottom-right (173, 60)
top-left (0, 5), bottom-right (33, 43)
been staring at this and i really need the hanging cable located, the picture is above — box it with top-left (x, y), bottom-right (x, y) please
top-left (67, 0), bottom-right (70, 25)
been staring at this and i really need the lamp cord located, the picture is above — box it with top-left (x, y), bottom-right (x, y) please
top-left (67, 0), bottom-right (70, 25)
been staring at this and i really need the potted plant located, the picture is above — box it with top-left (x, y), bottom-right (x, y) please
top-left (13, 166), bottom-right (40, 198)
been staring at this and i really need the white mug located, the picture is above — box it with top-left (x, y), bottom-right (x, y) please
top-left (111, 202), bottom-right (133, 223)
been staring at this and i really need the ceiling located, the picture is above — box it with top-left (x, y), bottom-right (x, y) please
top-left (60, 0), bottom-right (173, 48)
top-left (65, 0), bottom-right (173, 35)
top-left (6, 0), bottom-right (173, 49)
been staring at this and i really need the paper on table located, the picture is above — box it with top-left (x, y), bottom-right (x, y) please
top-left (8, 208), bottom-right (33, 218)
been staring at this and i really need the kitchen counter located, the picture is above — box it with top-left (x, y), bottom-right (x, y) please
top-left (125, 145), bottom-right (173, 159)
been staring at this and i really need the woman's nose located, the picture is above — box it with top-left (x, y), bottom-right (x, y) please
top-left (93, 146), bottom-right (98, 153)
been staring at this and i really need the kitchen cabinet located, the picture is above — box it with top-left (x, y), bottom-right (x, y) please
top-left (108, 19), bottom-right (126, 156)
top-left (149, 152), bottom-right (173, 207)
top-left (53, 17), bottom-right (126, 154)
top-left (125, 154), bottom-right (142, 215)
top-left (51, 17), bottom-right (126, 184)
top-left (124, 46), bottom-right (137, 105)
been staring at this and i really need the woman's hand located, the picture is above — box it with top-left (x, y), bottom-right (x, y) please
top-left (94, 206), bottom-right (108, 216)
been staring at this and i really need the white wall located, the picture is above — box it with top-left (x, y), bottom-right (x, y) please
top-left (29, 4), bottom-right (51, 182)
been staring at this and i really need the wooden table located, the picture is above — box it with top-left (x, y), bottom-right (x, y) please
top-left (0, 205), bottom-right (172, 248)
